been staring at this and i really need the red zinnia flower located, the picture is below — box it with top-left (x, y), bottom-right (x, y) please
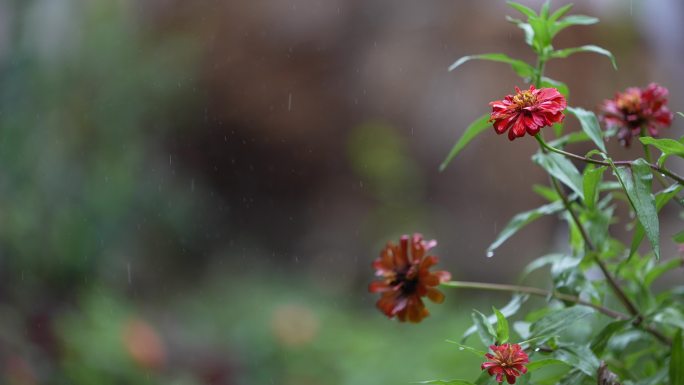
top-left (600, 83), bottom-right (673, 147)
top-left (369, 234), bottom-right (451, 323)
top-left (481, 344), bottom-right (529, 384)
top-left (489, 85), bottom-right (566, 141)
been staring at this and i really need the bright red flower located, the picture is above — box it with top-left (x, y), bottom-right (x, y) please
top-left (481, 344), bottom-right (529, 384)
top-left (369, 234), bottom-right (451, 323)
top-left (600, 83), bottom-right (673, 147)
top-left (489, 85), bottom-right (566, 141)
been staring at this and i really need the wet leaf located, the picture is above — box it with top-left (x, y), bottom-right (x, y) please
top-left (440, 114), bottom-right (490, 171)
top-left (567, 107), bottom-right (606, 152)
top-left (550, 45), bottom-right (617, 69)
top-left (448, 53), bottom-right (535, 78)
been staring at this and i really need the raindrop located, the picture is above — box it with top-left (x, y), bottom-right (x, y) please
top-left (534, 348), bottom-right (540, 352)
top-left (458, 347), bottom-right (465, 351)
top-left (486, 251), bottom-right (494, 258)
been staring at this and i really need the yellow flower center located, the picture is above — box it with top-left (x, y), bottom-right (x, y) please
top-left (513, 90), bottom-right (537, 108)
top-left (616, 92), bottom-right (641, 113)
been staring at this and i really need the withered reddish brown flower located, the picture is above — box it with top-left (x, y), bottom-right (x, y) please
top-left (369, 234), bottom-right (451, 323)
top-left (481, 344), bottom-right (529, 384)
top-left (600, 83), bottom-right (673, 147)
top-left (489, 85), bottom-right (566, 141)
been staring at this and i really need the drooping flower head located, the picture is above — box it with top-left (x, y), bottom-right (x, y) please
top-left (369, 234), bottom-right (451, 323)
top-left (489, 85), bottom-right (567, 141)
top-left (481, 344), bottom-right (529, 384)
top-left (600, 83), bottom-right (673, 147)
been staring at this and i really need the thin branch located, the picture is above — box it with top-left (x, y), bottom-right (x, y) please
top-left (441, 280), bottom-right (671, 345)
top-left (535, 136), bottom-right (684, 186)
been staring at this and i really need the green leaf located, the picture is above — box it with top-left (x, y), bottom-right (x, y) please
top-left (493, 307), bottom-right (509, 344)
top-left (533, 152), bottom-right (585, 200)
top-left (445, 340), bottom-right (487, 357)
top-left (530, 306), bottom-right (594, 338)
top-left (554, 345), bottom-right (600, 377)
top-left (440, 114), bottom-right (491, 171)
top-left (526, 358), bottom-right (570, 372)
top-left (472, 310), bottom-right (497, 347)
top-left (462, 295), bottom-right (529, 341)
top-left (629, 184), bottom-right (680, 258)
top-left (416, 380), bottom-right (477, 385)
top-left (548, 4), bottom-right (573, 22)
top-left (644, 257), bottom-right (683, 287)
top-left (541, 76), bottom-right (569, 100)
top-left (540, 1), bottom-right (551, 19)
top-left (506, 17), bottom-right (536, 47)
top-left (550, 45), bottom-right (617, 70)
top-left (670, 329), bottom-right (684, 385)
top-left (590, 320), bottom-right (630, 356)
top-left (639, 136), bottom-right (684, 157)
top-left (551, 15), bottom-right (599, 37)
top-left (506, 1), bottom-right (537, 18)
top-left (614, 159), bottom-right (660, 259)
top-left (487, 201), bottom-right (564, 255)
top-left (528, 16), bottom-right (551, 49)
top-left (583, 165), bottom-right (606, 210)
top-left (674, 230), bottom-right (684, 243)
top-left (677, 112), bottom-right (684, 118)
top-left (448, 53), bottom-right (534, 78)
top-left (567, 107), bottom-right (606, 152)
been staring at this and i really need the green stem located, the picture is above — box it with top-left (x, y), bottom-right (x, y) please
top-left (535, 135), bottom-right (684, 185)
top-left (441, 280), bottom-right (671, 345)
top-left (535, 134), bottom-right (646, 327)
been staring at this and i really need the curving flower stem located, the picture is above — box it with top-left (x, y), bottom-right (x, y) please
top-left (534, 135), bottom-right (684, 186)
top-left (535, 135), bottom-right (641, 313)
top-left (441, 280), bottom-right (670, 345)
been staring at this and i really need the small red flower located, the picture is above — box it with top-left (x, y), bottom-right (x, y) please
top-left (600, 83), bottom-right (673, 147)
top-left (369, 234), bottom-right (451, 323)
top-left (481, 344), bottom-right (529, 384)
top-left (489, 85), bottom-right (567, 141)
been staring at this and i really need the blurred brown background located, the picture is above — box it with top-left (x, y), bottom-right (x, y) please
top-left (1, 0), bottom-right (683, 384)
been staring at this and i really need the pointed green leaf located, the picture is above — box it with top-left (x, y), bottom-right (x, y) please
top-left (674, 230), bottom-right (684, 243)
top-left (445, 340), bottom-right (487, 357)
top-left (590, 320), bottom-right (630, 355)
top-left (540, 1), bottom-right (551, 19)
top-left (549, 4), bottom-right (573, 22)
top-left (554, 345), bottom-right (600, 377)
top-left (639, 137), bottom-right (684, 157)
top-left (677, 112), bottom-right (684, 118)
top-left (629, 184), bottom-right (680, 258)
top-left (487, 201), bottom-right (564, 254)
top-left (462, 295), bottom-right (529, 341)
top-left (644, 257), bottom-right (683, 287)
top-left (530, 306), bottom-right (594, 338)
top-left (506, 1), bottom-right (537, 18)
top-left (551, 15), bottom-right (599, 37)
top-left (493, 307), bottom-right (509, 344)
top-left (526, 358), bottom-right (570, 372)
top-left (448, 53), bottom-right (535, 78)
top-left (567, 107), bottom-right (606, 152)
top-left (440, 114), bottom-right (491, 171)
top-left (506, 17), bottom-right (536, 47)
top-left (671, 329), bottom-right (683, 385)
top-left (550, 45), bottom-right (617, 69)
top-left (583, 165), bottom-right (606, 209)
top-left (533, 152), bottom-right (585, 200)
top-left (472, 310), bottom-right (497, 347)
top-left (614, 159), bottom-right (660, 259)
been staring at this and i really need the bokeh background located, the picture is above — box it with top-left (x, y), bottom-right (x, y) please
top-left (1, 0), bottom-right (683, 384)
